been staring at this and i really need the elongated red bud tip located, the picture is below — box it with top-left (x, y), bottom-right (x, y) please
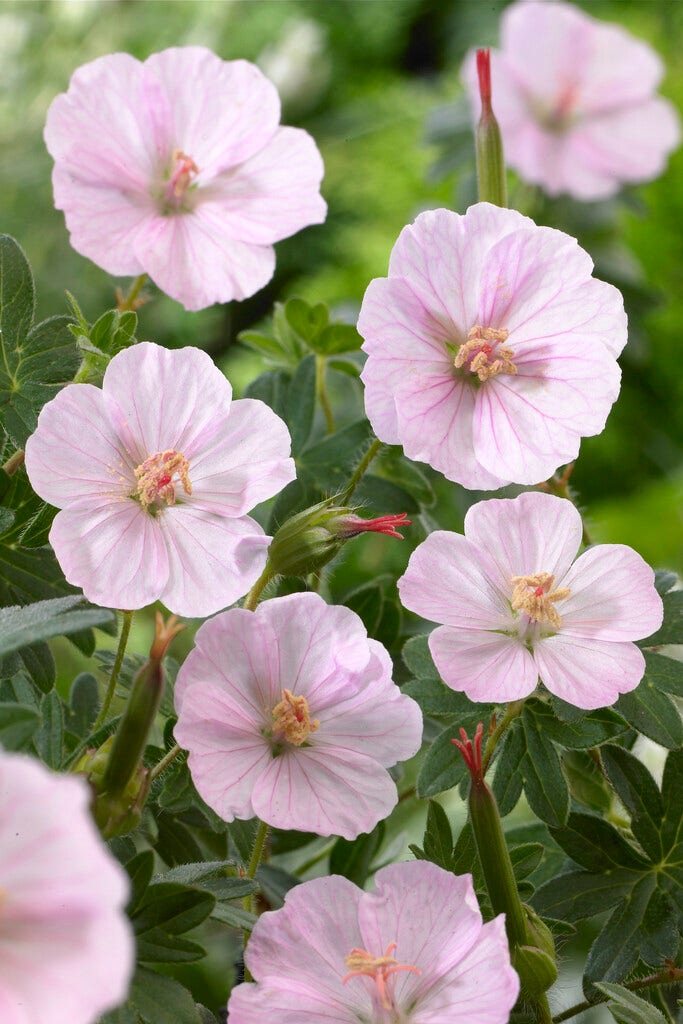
top-left (337, 512), bottom-right (411, 540)
top-left (477, 48), bottom-right (492, 112)
top-left (452, 721), bottom-right (485, 780)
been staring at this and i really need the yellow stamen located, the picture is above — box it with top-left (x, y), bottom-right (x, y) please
top-left (342, 943), bottom-right (421, 1011)
top-left (134, 449), bottom-right (191, 511)
top-left (271, 689), bottom-right (319, 746)
top-left (510, 572), bottom-right (570, 629)
top-left (454, 325), bottom-right (517, 382)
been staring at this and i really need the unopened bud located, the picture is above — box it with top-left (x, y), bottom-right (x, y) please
top-left (267, 499), bottom-right (410, 579)
top-left (475, 48), bottom-right (507, 207)
top-left (512, 944), bottom-right (558, 998)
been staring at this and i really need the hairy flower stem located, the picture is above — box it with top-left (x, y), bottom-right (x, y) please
top-left (2, 449), bottom-right (24, 475)
top-left (482, 700), bottom-right (525, 773)
top-left (149, 742), bottom-right (183, 782)
top-left (117, 273), bottom-right (148, 311)
top-left (242, 565), bottom-right (276, 611)
top-left (316, 355), bottom-right (335, 434)
top-left (94, 611), bottom-right (133, 729)
top-left (242, 819), bottom-right (271, 965)
top-left (552, 966), bottom-right (683, 1023)
top-left (340, 437), bottom-right (384, 505)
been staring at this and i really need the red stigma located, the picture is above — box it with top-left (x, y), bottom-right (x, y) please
top-left (452, 722), bottom-right (485, 782)
top-left (157, 473), bottom-right (172, 489)
top-left (476, 48), bottom-right (492, 112)
top-left (534, 585), bottom-right (545, 597)
top-left (338, 512), bottom-right (411, 540)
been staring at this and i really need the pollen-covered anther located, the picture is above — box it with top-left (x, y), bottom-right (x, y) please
top-left (510, 572), bottom-right (571, 628)
top-left (166, 149), bottom-right (199, 200)
top-left (454, 325), bottom-right (517, 382)
top-left (343, 943), bottom-right (421, 1011)
top-left (134, 449), bottom-right (192, 511)
top-left (271, 689), bottom-right (319, 746)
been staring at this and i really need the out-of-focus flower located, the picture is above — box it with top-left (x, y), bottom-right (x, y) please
top-left (173, 592), bottom-right (422, 839)
top-left (398, 491), bottom-right (663, 710)
top-left (462, 0), bottom-right (680, 200)
top-left (358, 203), bottom-right (625, 489)
top-left (227, 860), bottom-right (519, 1023)
top-left (44, 46), bottom-right (326, 310)
top-left (258, 18), bottom-right (330, 114)
top-left (0, 750), bottom-right (134, 1024)
top-left (25, 342), bottom-right (295, 616)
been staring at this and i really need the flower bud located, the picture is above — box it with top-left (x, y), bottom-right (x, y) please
top-left (475, 48), bottom-right (507, 207)
top-left (512, 944), bottom-right (558, 999)
top-left (267, 499), bottom-right (410, 579)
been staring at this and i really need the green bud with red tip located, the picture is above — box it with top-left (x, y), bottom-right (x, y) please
top-left (475, 48), bottom-right (508, 207)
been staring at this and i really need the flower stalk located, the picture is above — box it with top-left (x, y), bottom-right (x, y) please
top-left (475, 48), bottom-right (508, 207)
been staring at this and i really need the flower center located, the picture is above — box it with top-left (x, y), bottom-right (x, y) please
top-left (161, 149), bottom-right (199, 211)
top-left (134, 449), bottom-right (192, 512)
top-left (342, 942), bottom-right (421, 1012)
top-left (271, 689), bottom-right (319, 746)
top-left (454, 325), bottom-right (517, 383)
top-left (510, 572), bottom-right (571, 629)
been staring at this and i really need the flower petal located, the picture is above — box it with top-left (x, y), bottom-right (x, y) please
top-left (207, 126), bottom-right (326, 244)
top-left (133, 208), bottom-right (276, 310)
top-left (228, 979), bottom-right (358, 1024)
top-left (49, 502), bottom-right (169, 610)
top-left (251, 747), bottom-right (399, 839)
top-left (189, 398), bottom-right (294, 516)
top-left (398, 531), bottom-right (511, 630)
top-left (559, 544), bottom-right (663, 641)
top-left (159, 507), bottom-right (270, 617)
top-left (429, 626), bottom-right (538, 703)
top-left (25, 383), bottom-right (132, 509)
top-left (102, 342), bottom-right (233, 462)
top-left (534, 634), bottom-right (645, 709)
top-left (463, 493), bottom-right (583, 590)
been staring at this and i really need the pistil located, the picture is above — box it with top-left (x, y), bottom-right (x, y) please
top-left (455, 325), bottom-right (517, 382)
top-left (271, 689), bottom-right (319, 746)
top-left (342, 943), bottom-right (421, 1012)
top-left (510, 572), bottom-right (570, 629)
top-left (134, 450), bottom-right (191, 512)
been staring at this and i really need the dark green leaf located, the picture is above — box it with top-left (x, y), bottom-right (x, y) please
top-left (155, 816), bottom-right (204, 866)
top-left (244, 369), bottom-right (289, 421)
top-left (133, 883), bottom-right (215, 937)
top-left (550, 813), bottom-right (650, 872)
top-left (510, 843), bottom-right (544, 881)
top-left (210, 901), bottom-right (257, 930)
top-left (492, 724), bottom-right (525, 817)
top-left (373, 448), bottom-right (435, 508)
top-left (329, 823), bottom-right (384, 886)
top-left (354, 473), bottom-right (419, 514)
top-left (640, 590), bottom-right (683, 646)
top-left (0, 702), bottom-right (41, 749)
top-left (310, 323), bottom-right (363, 355)
top-left (526, 700), bottom-right (628, 749)
top-left (157, 862), bottom-right (237, 887)
top-left (403, 677), bottom-right (480, 719)
top-left (229, 818), bottom-right (258, 865)
top-left (136, 928), bottom-right (207, 964)
top-left (562, 749), bottom-right (613, 813)
top-left (0, 596), bottom-right (114, 656)
top-left (601, 745), bottom-right (663, 860)
top-left (418, 800), bottom-right (455, 871)
top-left (36, 689), bottom-right (64, 768)
top-left (299, 420), bottom-right (373, 491)
top-left (15, 641), bottom-right (54, 694)
top-left (269, 829), bottom-right (317, 855)
top-left (642, 650), bottom-right (683, 698)
top-left (256, 864), bottom-right (300, 908)
top-left (328, 356), bottom-right (361, 377)
top-left (533, 869), bottom-right (640, 922)
top-left (285, 354), bottom-right (316, 454)
top-left (344, 579), bottom-right (385, 636)
top-left (614, 683), bottom-right (683, 749)
top-left (416, 721), bottom-right (470, 798)
top-left (402, 634), bottom-right (439, 680)
top-left (520, 707), bottom-right (569, 827)
top-left (126, 850), bottom-right (155, 915)
top-left (284, 297), bottom-right (329, 344)
top-left (127, 967), bottom-right (202, 1024)
top-left (68, 672), bottom-right (99, 738)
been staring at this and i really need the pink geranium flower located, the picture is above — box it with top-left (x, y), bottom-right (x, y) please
top-left (44, 47), bottom-right (326, 310)
top-left (228, 860), bottom-right (519, 1023)
top-left (173, 592), bottom-right (423, 839)
top-left (358, 203), bottom-right (625, 489)
top-left (25, 342), bottom-right (295, 616)
top-left (462, 0), bottom-right (680, 200)
top-left (398, 492), bottom-right (663, 710)
top-left (0, 751), bottom-right (134, 1024)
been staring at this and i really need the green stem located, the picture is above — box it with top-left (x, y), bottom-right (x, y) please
top-left (149, 742), bottom-right (183, 783)
top-left (552, 967), bottom-right (683, 1023)
top-left (242, 819), bottom-right (270, 942)
top-left (482, 699), bottom-right (525, 773)
top-left (2, 449), bottom-right (24, 475)
top-left (340, 437), bottom-right (383, 505)
top-left (242, 565), bottom-right (275, 611)
top-left (118, 273), bottom-right (148, 311)
top-left (533, 993), bottom-right (553, 1024)
top-left (94, 611), bottom-right (133, 729)
top-left (316, 355), bottom-right (335, 434)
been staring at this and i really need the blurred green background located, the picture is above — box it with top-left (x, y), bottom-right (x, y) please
top-left (2, 0), bottom-right (682, 573)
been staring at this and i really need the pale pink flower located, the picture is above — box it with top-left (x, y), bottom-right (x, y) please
top-left (0, 751), bottom-right (134, 1024)
top-left (398, 492), bottom-right (663, 710)
top-left (228, 860), bottom-right (519, 1023)
top-left (173, 592), bottom-right (423, 839)
top-left (24, 342), bottom-right (295, 616)
top-left (44, 47), bottom-right (326, 310)
top-left (462, 0), bottom-right (680, 200)
top-left (358, 203), bottom-right (625, 489)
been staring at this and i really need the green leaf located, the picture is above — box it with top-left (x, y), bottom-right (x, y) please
top-left (0, 236), bottom-right (79, 446)
top-left (312, 323), bottom-right (363, 355)
top-left (285, 297), bottom-right (329, 344)
top-left (518, 708), bottom-right (570, 828)
top-left (68, 672), bottom-right (99, 738)
top-left (402, 634), bottom-right (439, 680)
top-left (126, 850), bottom-right (155, 915)
top-left (299, 419), bottom-right (373, 491)
top-left (550, 813), bottom-right (649, 873)
top-left (156, 861), bottom-right (238, 887)
top-left (354, 473), bottom-right (420, 514)
top-left (533, 868), bottom-right (640, 922)
top-left (15, 641), bottom-right (54, 694)
top-left (600, 745), bottom-right (663, 860)
top-left (417, 720), bottom-right (471, 798)
top-left (344, 579), bottom-right (385, 636)
top-left (373, 447), bottom-right (435, 508)
top-left (642, 650), bottom-right (683, 698)
top-left (614, 682), bottom-right (683, 749)
top-left (526, 700), bottom-right (628, 749)
top-left (403, 677), bottom-right (479, 719)
top-left (136, 929), bottom-right (207, 964)
top-left (417, 799), bottom-right (456, 871)
top-left (229, 818), bottom-right (258, 865)
top-left (256, 863), bottom-right (300, 909)
top-left (640, 590), bottom-right (683, 646)
top-left (0, 596), bottom-right (115, 656)
top-left (492, 723), bottom-right (525, 817)
top-left (329, 823), bottom-right (384, 886)
top-left (328, 356), bottom-right (361, 377)
top-left (596, 982), bottom-right (668, 1024)
top-left (285, 354), bottom-right (316, 454)
top-left (36, 689), bottom-right (64, 768)
top-left (562, 749), bottom-right (613, 813)
top-left (210, 901), bottom-right (257, 930)
top-left (0, 702), bottom-right (41, 750)
top-left (126, 967), bottom-right (203, 1024)
top-left (132, 883), bottom-right (215, 937)
top-left (510, 843), bottom-right (545, 882)
top-left (244, 369), bottom-right (289, 421)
